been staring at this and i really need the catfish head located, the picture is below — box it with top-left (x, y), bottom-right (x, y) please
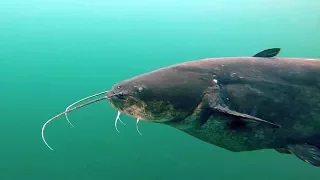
top-left (107, 65), bottom-right (214, 123)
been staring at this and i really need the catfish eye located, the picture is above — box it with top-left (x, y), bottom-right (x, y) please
top-left (117, 86), bottom-right (121, 89)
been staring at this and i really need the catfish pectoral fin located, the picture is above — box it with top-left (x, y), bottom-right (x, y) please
top-left (213, 105), bottom-right (281, 128)
top-left (288, 144), bottom-right (320, 167)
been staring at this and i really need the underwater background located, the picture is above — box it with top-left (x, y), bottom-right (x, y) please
top-left (1, 0), bottom-right (320, 179)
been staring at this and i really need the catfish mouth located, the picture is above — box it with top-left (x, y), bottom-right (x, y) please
top-left (109, 90), bottom-right (125, 100)
top-left (108, 91), bottom-right (147, 120)
top-left (107, 90), bottom-right (127, 110)
top-left (112, 92), bottom-right (123, 99)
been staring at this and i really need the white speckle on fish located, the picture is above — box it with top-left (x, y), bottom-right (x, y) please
top-left (213, 79), bottom-right (218, 84)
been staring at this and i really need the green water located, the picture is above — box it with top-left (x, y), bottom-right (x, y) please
top-left (1, 0), bottom-right (320, 179)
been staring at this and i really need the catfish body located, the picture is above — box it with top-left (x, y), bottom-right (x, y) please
top-left (108, 48), bottom-right (320, 166)
top-left (170, 56), bottom-right (320, 144)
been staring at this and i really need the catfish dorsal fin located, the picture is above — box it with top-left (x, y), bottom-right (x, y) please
top-left (253, 48), bottom-right (281, 58)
